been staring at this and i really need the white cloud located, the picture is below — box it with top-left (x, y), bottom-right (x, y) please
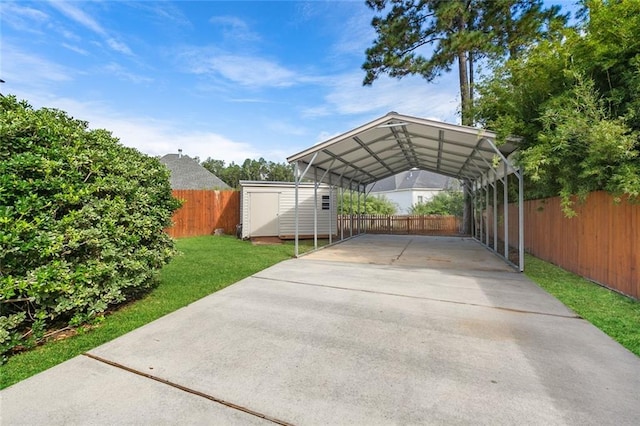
top-left (266, 120), bottom-right (308, 137)
top-left (105, 121), bottom-right (260, 164)
top-left (127, 2), bottom-right (191, 27)
top-left (331, 7), bottom-right (375, 57)
top-left (106, 38), bottom-right (133, 56)
top-left (48, 1), bottom-right (134, 56)
top-left (226, 97), bottom-right (271, 104)
top-left (209, 16), bottom-right (260, 42)
top-left (102, 62), bottom-right (153, 84)
top-left (10, 92), bottom-right (261, 164)
top-left (0, 2), bottom-right (49, 32)
top-left (2, 43), bottom-right (74, 84)
top-left (315, 130), bottom-right (342, 144)
top-left (59, 28), bottom-right (82, 41)
top-left (180, 47), bottom-right (300, 88)
top-left (301, 105), bottom-right (331, 118)
top-left (215, 55), bottom-right (297, 87)
top-left (62, 43), bottom-right (89, 56)
top-left (291, 2), bottom-right (317, 25)
top-left (303, 72), bottom-right (459, 122)
top-left (49, 1), bottom-right (107, 36)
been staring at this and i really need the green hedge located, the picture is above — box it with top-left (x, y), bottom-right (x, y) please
top-left (0, 96), bottom-right (181, 360)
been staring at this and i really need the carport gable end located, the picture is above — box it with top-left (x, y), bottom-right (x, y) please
top-left (239, 181), bottom-right (336, 240)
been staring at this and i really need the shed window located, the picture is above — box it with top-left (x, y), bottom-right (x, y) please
top-left (322, 195), bottom-right (330, 210)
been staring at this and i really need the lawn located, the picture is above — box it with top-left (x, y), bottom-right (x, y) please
top-left (0, 235), bottom-right (316, 389)
top-left (524, 254), bottom-right (640, 357)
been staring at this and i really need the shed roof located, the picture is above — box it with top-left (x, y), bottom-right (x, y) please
top-left (239, 180), bottom-right (329, 189)
top-left (160, 154), bottom-right (230, 190)
top-left (287, 112), bottom-right (518, 189)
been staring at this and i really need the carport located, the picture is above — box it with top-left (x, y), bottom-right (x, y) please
top-left (286, 112), bottom-right (525, 270)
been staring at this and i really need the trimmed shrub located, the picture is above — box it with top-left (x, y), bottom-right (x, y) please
top-left (410, 190), bottom-right (464, 216)
top-left (0, 96), bottom-right (181, 360)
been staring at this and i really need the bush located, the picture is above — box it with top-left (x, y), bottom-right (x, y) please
top-left (0, 96), bottom-right (181, 360)
top-left (339, 192), bottom-right (397, 215)
top-left (410, 190), bottom-right (464, 216)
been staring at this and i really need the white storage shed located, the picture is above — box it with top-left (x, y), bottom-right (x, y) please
top-left (239, 181), bottom-right (337, 240)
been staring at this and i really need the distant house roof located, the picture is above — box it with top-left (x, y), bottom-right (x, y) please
top-left (159, 154), bottom-right (230, 190)
top-left (368, 170), bottom-right (453, 193)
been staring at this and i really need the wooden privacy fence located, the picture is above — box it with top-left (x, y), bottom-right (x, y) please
top-left (488, 191), bottom-right (639, 299)
top-left (166, 190), bottom-right (240, 238)
top-left (338, 215), bottom-right (462, 236)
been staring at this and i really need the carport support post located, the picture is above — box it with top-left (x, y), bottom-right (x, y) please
top-left (468, 181), bottom-right (475, 238)
top-left (349, 180), bottom-right (354, 238)
top-left (363, 187), bottom-right (367, 234)
top-left (340, 186), bottom-right (344, 240)
top-left (464, 180), bottom-right (472, 236)
top-left (293, 153), bottom-right (318, 257)
top-left (314, 159), bottom-right (336, 248)
top-left (519, 168), bottom-right (525, 272)
top-left (493, 169), bottom-right (498, 252)
top-left (329, 186), bottom-right (333, 244)
top-left (504, 163), bottom-right (509, 260)
top-left (294, 162), bottom-right (299, 257)
top-left (313, 168), bottom-right (318, 250)
top-left (357, 185), bottom-right (361, 234)
top-left (485, 174), bottom-right (489, 247)
top-left (365, 184), bottom-right (375, 234)
top-left (476, 181), bottom-right (484, 242)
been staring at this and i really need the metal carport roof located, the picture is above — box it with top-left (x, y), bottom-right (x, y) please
top-left (287, 112), bottom-right (518, 189)
top-left (287, 112), bottom-right (524, 271)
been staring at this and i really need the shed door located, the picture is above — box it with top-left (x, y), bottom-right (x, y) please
top-left (249, 192), bottom-right (279, 237)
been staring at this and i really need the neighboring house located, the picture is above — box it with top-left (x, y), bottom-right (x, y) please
top-left (239, 181), bottom-right (336, 239)
top-left (159, 152), bottom-right (230, 190)
top-left (368, 170), bottom-right (456, 214)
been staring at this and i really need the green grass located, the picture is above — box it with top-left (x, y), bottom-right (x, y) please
top-left (1, 236), bottom-right (316, 389)
top-left (525, 254), bottom-right (640, 357)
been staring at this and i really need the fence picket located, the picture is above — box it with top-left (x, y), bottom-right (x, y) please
top-left (166, 190), bottom-right (240, 238)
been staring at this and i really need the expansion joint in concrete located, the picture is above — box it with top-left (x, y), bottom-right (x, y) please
top-left (392, 238), bottom-right (413, 263)
top-left (82, 353), bottom-right (295, 426)
top-left (253, 276), bottom-right (582, 320)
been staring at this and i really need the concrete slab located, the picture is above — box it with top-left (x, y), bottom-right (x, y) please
top-left (2, 235), bottom-right (639, 425)
top-left (308, 234), bottom-right (513, 271)
top-left (0, 355), bottom-right (271, 425)
top-left (256, 259), bottom-right (574, 317)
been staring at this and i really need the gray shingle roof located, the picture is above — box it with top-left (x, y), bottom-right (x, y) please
top-left (159, 154), bottom-right (230, 190)
top-left (368, 170), bottom-right (452, 192)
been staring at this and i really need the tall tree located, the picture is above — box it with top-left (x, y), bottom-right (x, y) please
top-left (201, 157), bottom-right (294, 188)
top-left (362, 0), bottom-right (565, 125)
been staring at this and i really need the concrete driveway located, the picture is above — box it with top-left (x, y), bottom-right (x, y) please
top-left (2, 235), bottom-right (639, 425)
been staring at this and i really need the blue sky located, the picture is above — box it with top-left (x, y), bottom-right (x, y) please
top-left (1, 1), bottom-right (577, 164)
